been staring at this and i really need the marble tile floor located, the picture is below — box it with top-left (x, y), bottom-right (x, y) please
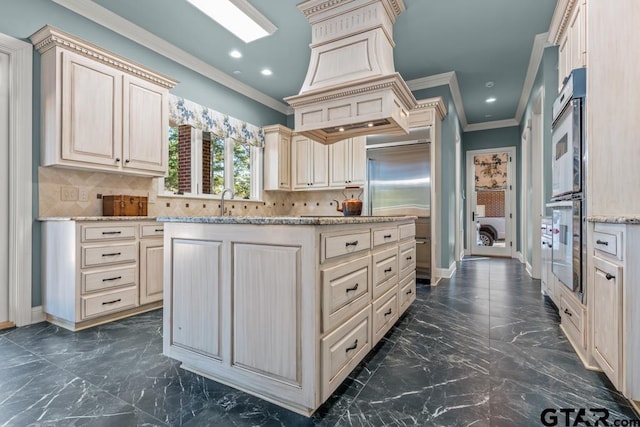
top-left (1, 258), bottom-right (638, 426)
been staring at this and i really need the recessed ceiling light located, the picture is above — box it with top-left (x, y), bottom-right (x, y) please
top-left (229, 49), bottom-right (242, 58)
top-left (486, 97), bottom-right (497, 103)
top-left (485, 114), bottom-right (493, 118)
top-left (187, 0), bottom-right (277, 43)
top-left (233, 70), bottom-right (242, 75)
top-left (339, 127), bottom-right (345, 132)
top-left (367, 123), bottom-right (374, 127)
top-left (485, 81), bottom-right (495, 88)
top-left (261, 68), bottom-right (272, 76)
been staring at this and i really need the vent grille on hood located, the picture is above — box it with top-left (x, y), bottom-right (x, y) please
top-left (285, 0), bottom-right (417, 145)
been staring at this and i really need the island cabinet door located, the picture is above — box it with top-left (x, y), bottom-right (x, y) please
top-left (169, 239), bottom-right (223, 361)
top-left (232, 243), bottom-right (302, 387)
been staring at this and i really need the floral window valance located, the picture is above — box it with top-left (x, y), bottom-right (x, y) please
top-left (474, 153), bottom-right (508, 191)
top-left (168, 95), bottom-right (265, 147)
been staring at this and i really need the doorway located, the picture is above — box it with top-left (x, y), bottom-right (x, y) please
top-left (466, 147), bottom-right (516, 257)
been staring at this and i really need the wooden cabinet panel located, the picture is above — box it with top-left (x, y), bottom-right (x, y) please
top-left (592, 255), bottom-right (623, 389)
top-left (122, 75), bottom-right (167, 174)
top-left (399, 240), bottom-right (417, 280)
top-left (292, 135), bottom-right (328, 190)
top-left (398, 271), bottom-right (416, 315)
top-left (350, 136), bottom-right (366, 186)
top-left (329, 137), bottom-right (366, 187)
top-left (171, 239), bottom-right (222, 359)
top-left (311, 139), bottom-right (329, 187)
top-left (82, 243), bottom-right (137, 268)
top-left (321, 255), bottom-right (370, 332)
top-left (82, 224), bottom-right (136, 242)
top-left (323, 230), bottom-right (371, 262)
top-left (263, 125), bottom-right (292, 191)
top-left (61, 50), bottom-right (122, 167)
top-left (372, 246), bottom-right (398, 298)
top-left (372, 285), bottom-right (398, 344)
top-left (81, 286), bottom-right (138, 319)
top-left (373, 227), bottom-right (398, 247)
top-left (82, 266), bottom-right (136, 294)
top-left (140, 239), bottom-right (163, 305)
top-left (233, 244), bottom-right (301, 385)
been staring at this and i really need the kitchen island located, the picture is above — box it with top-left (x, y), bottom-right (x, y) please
top-left (158, 215), bottom-right (417, 416)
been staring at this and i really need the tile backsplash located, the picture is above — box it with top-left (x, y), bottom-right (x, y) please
top-left (38, 167), bottom-right (355, 218)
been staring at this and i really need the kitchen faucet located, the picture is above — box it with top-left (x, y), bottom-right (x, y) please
top-left (220, 188), bottom-right (234, 216)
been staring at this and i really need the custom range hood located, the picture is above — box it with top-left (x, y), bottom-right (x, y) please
top-left (285, 0), bottom-right (417, 145)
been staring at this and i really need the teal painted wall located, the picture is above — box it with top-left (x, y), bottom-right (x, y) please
top-left (518, 46), bottom-right (558, 265)
top-left (463, 127), bottom-right (522, 251)
top-left (412, 86), bottom-right (462, 271)
top-left (0, 0), bottom-right (287, 306)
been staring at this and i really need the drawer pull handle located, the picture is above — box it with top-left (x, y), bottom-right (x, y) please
top-left (345, 339), bottom-right (358, 353)
top-left (155, 228), bottom-right (164, 232)
top-left (605, 273), bottom-right (616, 281)
top-left (102, 252), bottom-right (122, 257)
top-left (102, 276), bottom-right (122, 282)
top-left (102, 298), bottom-right (122, 306)
top-left (346, 283), bottom-right (359, 293)
top-left (384, 267), bottom-right (392, 273)
top-left (345, 241), bottom-right (358, 247)
top-left (384, 234), bottom-right (392, 239)
top-left (596, 239), bottom-right (609, 246)
top-left (564, 308), bottom-right (572, 317)
top-left (406, 289), bottom-right (413, 295)
top-left (384, 308), bottom-right (393, 317)
top-left (406, 256), bottom-right (412, 261)
top-left (102, 231), bottom-right (122, 235)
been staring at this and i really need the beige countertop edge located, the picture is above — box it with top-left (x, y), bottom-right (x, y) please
top-left (587, 216), bottom-right (640, 224)
top-left (156, 216), bottom-right (417, 225)
top-left (37, 216), bottom-right (159, 221)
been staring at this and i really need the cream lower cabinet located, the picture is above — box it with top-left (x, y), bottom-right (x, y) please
top-left (31, 26), bottom-right (176, 177)
top-left (589, 222), bottom-right (640, 402)
top-left (163, 218), bottom-right (416, 416)
top-left (42, 219), bottom-right (164, 331)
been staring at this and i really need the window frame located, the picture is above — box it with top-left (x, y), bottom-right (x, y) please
top-left (158, 126), bottom-right (263, 201)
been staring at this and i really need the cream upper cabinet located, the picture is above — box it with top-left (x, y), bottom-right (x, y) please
top-left (31, 26), bottom-right (177, 177)
top-left (122, 75), bottom-right (168, 174)
top-left (292, 135), bottom-right (328, 190)
top-left (329, 137), bottom-right (366, 188)
top-left (61, 51), bottom-right (123, 167)
top-left (263, 125), bottom-right (292, 191)
top-left (554, 0), bottom-right (586, 89)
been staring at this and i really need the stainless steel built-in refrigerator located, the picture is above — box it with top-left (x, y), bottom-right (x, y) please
top-left (367, 128), bottom-right (431, 279)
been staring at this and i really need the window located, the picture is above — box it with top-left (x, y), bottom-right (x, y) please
top-left (161, 125), bottom-right (262, 200)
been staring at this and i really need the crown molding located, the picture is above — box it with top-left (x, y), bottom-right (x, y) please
top-left (50, 0), bottom-right (290, 115)
top-left (407, 71), bottom-right (468, 129)
top-left (514, 32), bottom-right (549, 123)
top-left (465, 118), bottom-right (519, 133)
top-left (414, 97), bottom-right (447, 121)
top-left (547, 0), bottom-right (575, 45)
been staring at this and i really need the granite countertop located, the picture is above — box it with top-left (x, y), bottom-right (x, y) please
top-left (587, 215), bottom-right (640, 224)
top-left (38, 216), bottom-right (158, 221)
top-left (156, 215), bottom-right (417, 225)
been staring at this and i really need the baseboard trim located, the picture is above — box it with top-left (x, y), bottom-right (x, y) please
top-left (525, 262), bottom-right (533, 277)
top-left (516, 251), bottom-right (524, 262)
top-left (31, 306), bottom-right (45, 324)
top-left (433, 261), bottom-right (457, 280)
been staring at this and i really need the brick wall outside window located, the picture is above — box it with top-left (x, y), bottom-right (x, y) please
top-left (202, 132), bottom-right (211, 194)
top-left (178, 125), bottom-right (192, 194)
top-left (477, 191), bottom-right (505, 217)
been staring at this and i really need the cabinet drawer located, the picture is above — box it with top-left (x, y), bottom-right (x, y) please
top-left (321, 305), bottom-right (371, 401)
top-left (399, 223), bottom-right (416, 240)
top-left (560, 291), bottom-right (586, 350)
top-left (372, 286), bottom-right (398, 345)
top-left (321, 255), bottom-right (371, 333)
top-left (372, 247), bottom-right (398, 298)
top-left (81, 286), bottom-right (138, 320)
top-left (323, 230), bottom-right (371, 262)
top-left (593, 231), bottom-right (620, 259)
top-left (81, 224), bottom-right (136, 242)
top-left (372, 228), bottom-right (398, 247)
top-left (398, 271), bottom-right (416, 315)
top-left (140, 224), bottom-right (164, 238)
top-left (82, 243), bottom-right (137, 268)
top-left (398, 240), bottom-right (416, 279)
top-left (82, 266), bottom-right (137, 294)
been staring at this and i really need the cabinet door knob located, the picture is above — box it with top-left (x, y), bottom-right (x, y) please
top-left (115, 158), bottom-right (120, 163)
top-left (125, 159), bottom-right (130, 164)
top-left (605, 273), bottom-right (615, 281)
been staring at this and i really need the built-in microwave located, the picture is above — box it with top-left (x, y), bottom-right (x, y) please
top-left (551, 67), bottom-right (586, 199)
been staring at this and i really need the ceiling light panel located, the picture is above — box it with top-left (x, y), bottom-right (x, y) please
top-left (187, 0), bottom-right (277, 43)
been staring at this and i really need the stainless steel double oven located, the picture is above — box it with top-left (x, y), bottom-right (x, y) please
top-left (550, 67), bottom-right (586, 303)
